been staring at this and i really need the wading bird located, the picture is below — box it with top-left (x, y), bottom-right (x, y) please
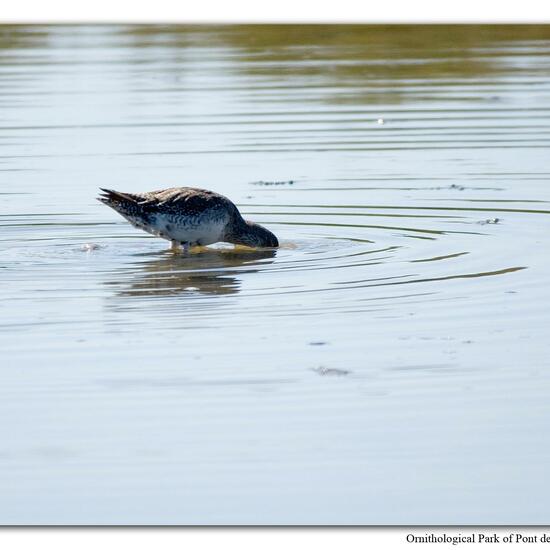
top-left (98, 187), bottom-right (279, 252)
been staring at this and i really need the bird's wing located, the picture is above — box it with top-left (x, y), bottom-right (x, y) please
top-left (139, 187), bottom-right (234, 215)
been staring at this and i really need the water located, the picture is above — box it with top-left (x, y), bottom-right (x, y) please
top-left (1, 24), bottom-right (550, 525)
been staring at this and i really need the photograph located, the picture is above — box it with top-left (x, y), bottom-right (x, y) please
top-left (1, 22), bottom-right (549, 528)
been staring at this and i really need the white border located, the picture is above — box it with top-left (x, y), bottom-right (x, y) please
top-left (0, 528), bottom-right (403, 550)
top-left (1, 0), bottom-right (550, 23)
top-left (2, 527), bottom-right (550, 550)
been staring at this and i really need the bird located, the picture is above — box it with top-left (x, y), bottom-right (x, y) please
top-left (98, 186), bottom-right (279, 252)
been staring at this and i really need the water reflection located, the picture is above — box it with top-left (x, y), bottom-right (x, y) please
top-left (109, 247), bottom-right (277, 298)
top-left (119, 25), bottom-right (550, 106)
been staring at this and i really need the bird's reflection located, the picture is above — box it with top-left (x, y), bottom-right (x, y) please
top-left (109, 246), bottom-right (277, 298)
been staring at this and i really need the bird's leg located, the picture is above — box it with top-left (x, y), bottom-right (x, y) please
top-left (182, 242), bottom-right (190, 255)
top-left (170, 240), bottom-right (181, 252)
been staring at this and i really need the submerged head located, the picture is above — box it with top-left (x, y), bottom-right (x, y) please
top-left (234, 220), bottom-right (279, 248)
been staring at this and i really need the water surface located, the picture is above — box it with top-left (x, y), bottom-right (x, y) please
top-left (1, 24), bottom-right (550, 524)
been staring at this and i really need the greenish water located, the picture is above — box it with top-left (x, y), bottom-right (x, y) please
top-left (1, 24), bottom-right (550, 525)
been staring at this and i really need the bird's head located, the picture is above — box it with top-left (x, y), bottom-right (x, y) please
top-left (237, 220), bottom-right (279, 248)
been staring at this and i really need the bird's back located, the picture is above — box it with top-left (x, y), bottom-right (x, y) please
top-left (133, 187), bottom-right (237, 214)
top-left (99, 187), bottom-right (241, 246)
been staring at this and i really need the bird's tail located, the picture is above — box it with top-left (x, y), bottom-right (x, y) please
top-left (97, 188), bottom-right (147, 221)
top-left (98, 187), bottom-right (137, 205)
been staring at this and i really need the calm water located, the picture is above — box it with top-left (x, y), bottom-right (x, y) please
top-left (1, 25), bottom-right (550, 525)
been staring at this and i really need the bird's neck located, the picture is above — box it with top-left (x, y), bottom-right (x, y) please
top-left (225, 217), bottom-right (259, 247)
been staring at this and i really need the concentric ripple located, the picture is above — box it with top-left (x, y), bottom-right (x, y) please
top-left (85, 190), bottom-right (533, 325)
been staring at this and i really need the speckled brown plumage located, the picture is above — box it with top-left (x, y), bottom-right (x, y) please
top-left (98, 186), bottom-right (279, 249)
